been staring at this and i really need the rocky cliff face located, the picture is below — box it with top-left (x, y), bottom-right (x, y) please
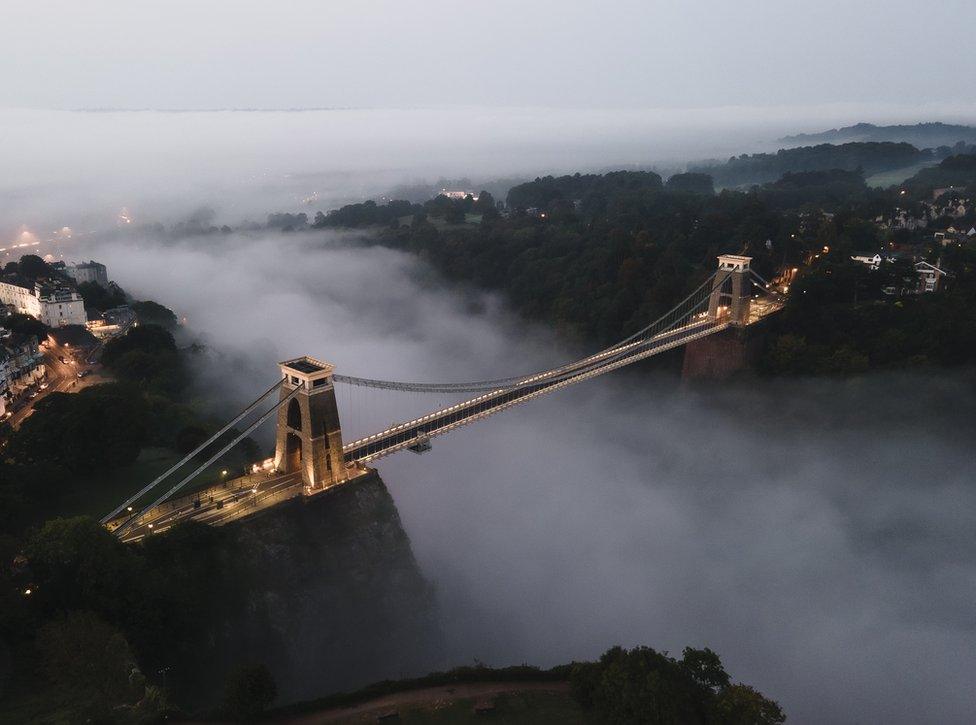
top-left (681, 328), bottom-right (757, 380)
top-left (199, 470), bottom-right (443, 705)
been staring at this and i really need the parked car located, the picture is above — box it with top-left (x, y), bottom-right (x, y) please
top-left (77, 369), bottom-right (92, 379)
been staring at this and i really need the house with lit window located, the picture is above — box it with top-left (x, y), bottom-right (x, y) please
top-left (914, 261), bottom-right (947, 293)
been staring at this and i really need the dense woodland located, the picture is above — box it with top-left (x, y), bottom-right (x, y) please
top-left (691, 141), bottom-right (932, 187)
top-left (779, 121), bottom-right (976, 147)
top-left (0, 267), bottom-right (273, 720)
top-left (313, 153), bottom-right (976, 376)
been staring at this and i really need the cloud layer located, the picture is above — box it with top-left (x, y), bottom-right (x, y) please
top-left (80, 228), bottom-right (976, 724)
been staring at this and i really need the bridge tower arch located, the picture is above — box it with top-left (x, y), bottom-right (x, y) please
top-left (708, 255), bottom-right (752, 326)
top-left (273, 356), bottom-right (348, 494)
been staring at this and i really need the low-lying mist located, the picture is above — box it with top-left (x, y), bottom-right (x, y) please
top-left (77, 228), bottom-right (976, 724)
top-left (6, 103), bottom-right (976, 240)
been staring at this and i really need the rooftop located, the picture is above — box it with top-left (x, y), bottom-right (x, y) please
top-left (290, 359), bottom-right (323, 374)
top-left (280, 355), bottom-right (335, 376)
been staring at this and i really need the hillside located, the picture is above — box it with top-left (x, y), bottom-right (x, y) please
top-left (690, 141), bottom-right (928, 188)
top-left (268, 646), bottom-right (784, 724)
top-left (0, 471), bottom-right (442, 721)
top-left (779, 121), bottom-right (976, 148)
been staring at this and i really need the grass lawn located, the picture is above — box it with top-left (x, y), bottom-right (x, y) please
top-left (55, 445), bottom-right (257, 523)
top-left (54, 447), bottom-right (184, 520)
top-left (866, 161), bottom-right (936, 188)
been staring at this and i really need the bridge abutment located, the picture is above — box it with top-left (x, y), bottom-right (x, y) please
top-left (273, 356), bottom-right (348, 494)
top-left (682, 326), bottom-right (756, 380)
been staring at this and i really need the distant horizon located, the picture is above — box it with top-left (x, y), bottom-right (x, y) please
top-left (17, 103), bottom-right (976, 122)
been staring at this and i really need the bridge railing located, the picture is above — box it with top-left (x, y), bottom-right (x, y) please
top-left (342, 316), bottom-right (729, 463)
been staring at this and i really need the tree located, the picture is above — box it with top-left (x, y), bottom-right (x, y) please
top-left (570, 645), bottom-right (708, 723)
top-left (131, 300), bottom-right (178, 330)
top-left (25, 517), bottom-right (142, 619)
top-left (266, 212), bottom-right (308, 230)
top-left (444, 204), bottom-right (466, 224)
top-left (36, 611), bottom-right (143, 707)
top-left (18, 254), bottom-right (53, 279)
top-left (102, 324), bottom-right (177, 364)
top-left (474, 190), bottom-right (497, 213)
top-left (569, 645), bottom-right (784, 724)
top-left (666, 173), bottom-right (715, 195)
top-left (0, 460), bottom-right (72, 534)
top-left (102, 324), bottom-right (186, 393)
top-left (2, 312), bottom-right (48, 340)
top-left (78, 281), bottom-right (127, 312)
top-left (49, 324), bottom-right (98, 348)
top-left (681, 647), bottom-right (731, 691)
top-left (223, 663), bottom-right (277, 720)
top-left (712, 684), bottom-right (785, 725)
top-left (175, 424), bottom-right (209, 455)
top-left (8, 384), bottom-right (148, 473)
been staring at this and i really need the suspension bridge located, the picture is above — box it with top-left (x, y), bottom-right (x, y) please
top-left (103, 255), bottom-right (783, 541)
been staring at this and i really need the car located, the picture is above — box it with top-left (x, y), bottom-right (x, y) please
top-left (39, 382), bottom-right (49, 390)
top-left (77, 369), bottom-right (92, 379)
top-left (29, 391), bottom-right (38, 399)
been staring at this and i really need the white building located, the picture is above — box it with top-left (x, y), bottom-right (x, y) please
top-left (0, 279), bottom-right (87, 328)
top-left (851, 252), bottom-right (883, 270)
top-left (439, 189), bottom-right (478, 200)
top-left (64, 260), bottom-right (108, 286)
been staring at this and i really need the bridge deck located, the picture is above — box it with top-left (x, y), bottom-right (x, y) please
top-left (342, 318), bottom-right (727, 463)
top-left (109, 270), bottom-right (785, 541)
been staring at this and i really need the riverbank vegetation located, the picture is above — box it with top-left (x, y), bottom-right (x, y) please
top-left (312, 154), bottom-right (976, 376)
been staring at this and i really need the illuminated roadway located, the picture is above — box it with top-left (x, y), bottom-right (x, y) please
top-left (118, 471), bottom-right (303, 542)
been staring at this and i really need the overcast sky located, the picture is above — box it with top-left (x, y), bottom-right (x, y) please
top-left (4, 0), bottom-right (975, 110)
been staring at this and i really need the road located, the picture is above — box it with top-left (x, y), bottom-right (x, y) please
top-left (6, 340), bottom-right (98, 429)
top-left (6, 315), bottom-right (135, 430)
top-left (118, 471), bottom-right (304, 542)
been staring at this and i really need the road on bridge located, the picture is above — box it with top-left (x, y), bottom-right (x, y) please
top-left (119, 471), bottom-right (303, 542)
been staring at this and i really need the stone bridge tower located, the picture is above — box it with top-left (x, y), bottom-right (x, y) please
top-left (708, 254), bottom-right (752, 326)
top-left (273, 356), bottom-right (348, 494)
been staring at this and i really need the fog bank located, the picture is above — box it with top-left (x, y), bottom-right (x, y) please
top-left (5, 104), bottom-right (976, 242)
top-left (79, 229), bottom-right (976, 724)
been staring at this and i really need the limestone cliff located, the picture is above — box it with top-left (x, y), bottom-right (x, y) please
top-left (191, 470), bottom-right (443, 705)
